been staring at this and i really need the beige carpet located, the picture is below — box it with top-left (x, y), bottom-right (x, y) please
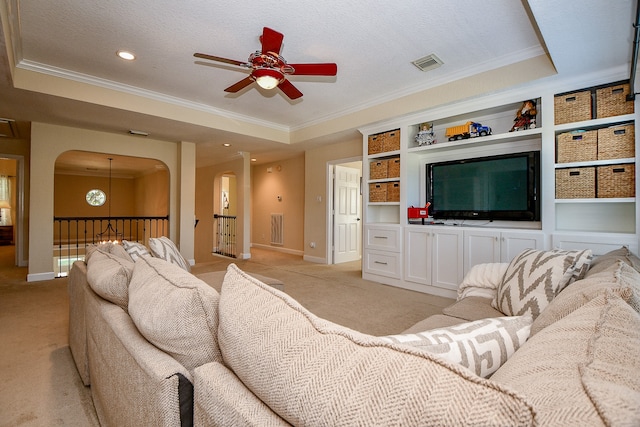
top-left (1, 246), bottom-right (453, 426)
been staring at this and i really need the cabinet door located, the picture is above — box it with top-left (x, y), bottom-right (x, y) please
top-left (463, 229), bottom-right (501, 275)
top-left (404, 228), bottom-right (431, 285)
top-left (500, 231), bottom-right (545, 262)
top-left (431, 228), bottom-right (463, 291)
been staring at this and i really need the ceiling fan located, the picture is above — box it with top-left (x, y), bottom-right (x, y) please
top-left (194, 27), bottom-right (337, 100)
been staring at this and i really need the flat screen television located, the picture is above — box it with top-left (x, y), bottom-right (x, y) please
top-left (426, 151), bottom-right (540, 221)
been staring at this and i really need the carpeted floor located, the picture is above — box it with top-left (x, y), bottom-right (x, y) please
top-left (0, 246), bottom-right (453, 426)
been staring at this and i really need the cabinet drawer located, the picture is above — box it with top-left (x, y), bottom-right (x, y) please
top-left (364, 250), bottom-right (401, 279)
top-left (365, 226), bottom-right (401, 251)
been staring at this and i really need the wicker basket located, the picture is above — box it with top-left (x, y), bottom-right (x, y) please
top-left (387, 182), bottom-right (400, 202)
top-left (597, 124), bottom-right (635, 160)
top-left (597, 164), bottom-right (635, 198)
top-left (556, 130), bottom-right (597, 163)
top-left (368, 133), bottom-right (385, 155)
top-left (369, 183), bottom-right (387, 202)
top-left (596, 83), bottom-right (634, 118)
top-left (555, 167), bottom-right (595, 199)
top-left (387, 157), bottom-right (400, 178)
top-left (383, 129), bottom-right (401, 152)
top-left (369, 159), bottom-right (388, 179)
top-left (554, 90), bottom-right (592, 124)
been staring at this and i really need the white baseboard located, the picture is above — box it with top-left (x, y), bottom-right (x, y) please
top-left (251, 243), bottom-right (303, 256)
top-left (303, 254), bottom-right (326, 264)
top-left (27, 272), bottom-right (56, 282)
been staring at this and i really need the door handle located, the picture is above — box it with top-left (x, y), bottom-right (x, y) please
top-left (356, 218), bottom-right (361, 221)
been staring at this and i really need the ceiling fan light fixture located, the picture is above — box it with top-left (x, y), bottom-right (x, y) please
top-left (253, 68), bottom-right (283, 90)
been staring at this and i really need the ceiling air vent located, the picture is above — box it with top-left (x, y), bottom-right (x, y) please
top-left (412, 54), bottom-right (443, 72)
top-left (0, 119), bottom-right (17, 138)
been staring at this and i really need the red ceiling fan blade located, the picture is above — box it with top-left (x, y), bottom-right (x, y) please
top-left (278, 79), bottom-right (303, 100)
top-left (260, 27), bottom-right (284, 55)
top-left (224, 76), bottom-right (254, 93)
top-left (194, 53), bottom-right (248, 67)
top-left (289, 63), bottom-right (338, 76)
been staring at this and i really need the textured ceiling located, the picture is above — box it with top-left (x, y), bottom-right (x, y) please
top-left (0, 0), bottom-right (637, 170)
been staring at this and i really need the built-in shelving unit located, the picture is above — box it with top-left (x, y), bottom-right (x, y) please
top-left (360, 79), bottom-right (638, 299)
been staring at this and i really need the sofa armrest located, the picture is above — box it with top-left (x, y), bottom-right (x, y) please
top-left (68, 260), bottom-right (90, 386)
top-left (86, 294), bottom-right (192, 427)
top-left (194, 361), bottom-right (290, 426)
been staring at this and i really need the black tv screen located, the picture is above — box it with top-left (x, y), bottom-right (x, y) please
top-left (426, 151), bottom-right (540, 221)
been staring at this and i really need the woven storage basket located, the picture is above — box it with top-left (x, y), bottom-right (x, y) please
top-left (597, 164), bottom-right (635, 198)
top-left (368, 133), bottom-right (385, 155)
top-left (369, 183), bottom-right (387, 202)
top-left (369, 159), bottom-right (388, 179)
top-left (387, 157), bottom-right (400, 178)
top-left (597, 124), bottom-right (635, 160)
top-left (556, 130), bottom-right (597, 163)
top-left (554, 90), bottom-right (592, 124)
top-left (596, 83), bottom-right (634, 118)
top-left (555, 167), bottom-right (595, 199)
top-left (383, 129), bottom-right (401, 152)
top-left (387, 182), bottom-right (400, 202)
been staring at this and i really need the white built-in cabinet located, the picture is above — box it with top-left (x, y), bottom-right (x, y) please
top-left (404, 226), bottom-right (463, 295)
top-left (463, 229), bottom-right (545, 273)
top-left (360, 76), bottom-right (639, 299)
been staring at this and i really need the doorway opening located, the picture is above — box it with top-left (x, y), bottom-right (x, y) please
top-left (328, 158), bottom-right (362, 265)
top-left (213, 173), bottom-right (237, 257)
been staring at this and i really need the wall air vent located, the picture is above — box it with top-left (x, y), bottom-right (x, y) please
top-left (412, 54), bottom-right (443, 72)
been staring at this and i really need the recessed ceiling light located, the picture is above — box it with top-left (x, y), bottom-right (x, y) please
top-left (117, 50), bottom-right (136, 61)
top-left (223, 143), bottom-right (231, 147)
top-left (251, 158), bottom-right (257, 162)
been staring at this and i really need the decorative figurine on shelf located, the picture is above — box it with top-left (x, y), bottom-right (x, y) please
top-left (510, 99), bottom-right (537, 132)
top-left (415, 122), bottom-right (436, 146)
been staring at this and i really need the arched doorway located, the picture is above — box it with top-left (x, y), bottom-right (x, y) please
top-left (213, 172), bottom-right (237, 257)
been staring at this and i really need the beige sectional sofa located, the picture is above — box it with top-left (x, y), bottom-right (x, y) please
top-left (68, 242), bottom-right (640, 426)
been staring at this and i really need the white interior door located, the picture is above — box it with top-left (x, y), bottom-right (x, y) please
top-left (333, 164), bottom-right (361, 263)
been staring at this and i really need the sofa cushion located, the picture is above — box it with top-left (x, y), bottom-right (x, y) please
top-left (443, 296), bottom-right (505, 321)
top-left (531, 260), bottom-right (640, 335)
top-left (122, 240), bottom-right (151, 261)
top-left (85, 241), bottom-right (132, 263)
top-left (586, 246), bottom-right (640, 277)
top-left (128, 256), bottom-right (222, 374)
top-left (492, 248), bottom-right (592, 319)
top-left (491, 290), bottom-right (640, 426)
top-left (86, 249), bottom-right (134, 311)
top-left (380, 314), bottom-right (532, 378)
top-left (218, 263), bottom-right (536, 426)
top-left (402, 314), bottom-right (469, 333)
top-left (149, 236), bottom-right (191, 272)
top-left (194, 362), bottom-right (289, 426)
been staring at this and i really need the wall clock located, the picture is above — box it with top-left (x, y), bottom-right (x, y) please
top-left (86, 189), bottom-right (106, 207)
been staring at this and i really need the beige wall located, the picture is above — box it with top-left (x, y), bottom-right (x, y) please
top-left (304, 138), bottom-right (362, 262)
top-left (54, 175), bottom-right (136, 217)
top-left (135, 170), bottom-right (170, 216)
top-left (251, 154), bottom-right (305, 253)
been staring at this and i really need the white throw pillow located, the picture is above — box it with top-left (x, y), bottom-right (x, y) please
top-left (122, 240), bottom-right (151, 261)
top-left (492, 248), bottom-right (592, 319)
top-left (381, 315), bottom-right (532, 378)
top-left (149, 236), bottom-right (191, 272)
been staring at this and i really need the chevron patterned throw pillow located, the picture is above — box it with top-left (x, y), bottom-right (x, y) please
top-left (492, 248), bottom-right (592, 319)
top-left (149, 236), bottom-right (191, 272)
